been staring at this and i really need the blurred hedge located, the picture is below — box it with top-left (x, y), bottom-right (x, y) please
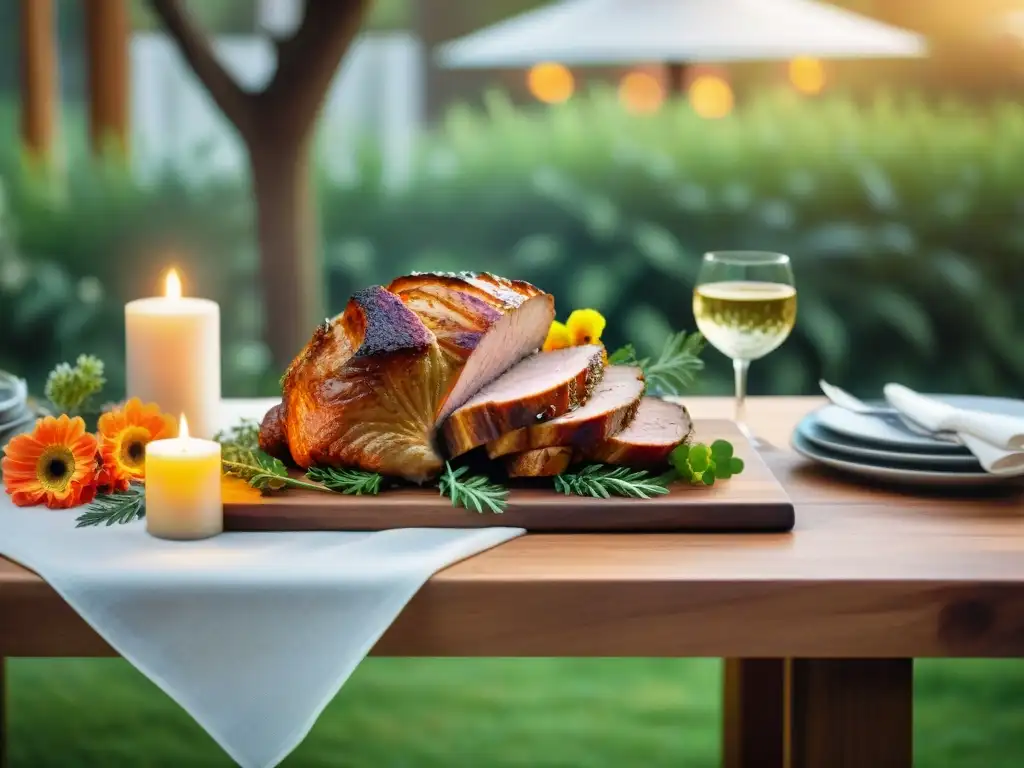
top-left (3, 89), bottom-right (1024, 399)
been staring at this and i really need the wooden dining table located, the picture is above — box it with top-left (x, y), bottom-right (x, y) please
top-left (2, 395), bottom-right (1023, 768)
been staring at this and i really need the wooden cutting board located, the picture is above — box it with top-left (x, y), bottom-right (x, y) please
top-left (222, 419), bottom-right (794, 533)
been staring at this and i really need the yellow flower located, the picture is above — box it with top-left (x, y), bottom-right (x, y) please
top-left (566, 309), bottom-right (606, 346)
top-left (543, 320), bottom-right (572, 352)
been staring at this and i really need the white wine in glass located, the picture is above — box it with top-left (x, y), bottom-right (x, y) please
top-left (693, 252), bottom-right (796, 428)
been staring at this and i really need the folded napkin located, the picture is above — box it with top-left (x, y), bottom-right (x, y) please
top-left (0, 497), bottom-right (524, 768)
top-left (884, 384), bottom-right (1024, 476)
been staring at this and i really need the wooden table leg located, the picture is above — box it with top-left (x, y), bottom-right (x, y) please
top-left (1, 656), bottom-right (7, 768)
top-left (722, 658), bottom-right (786, 768)
top-left (786, 659), bottom-right (912, 768)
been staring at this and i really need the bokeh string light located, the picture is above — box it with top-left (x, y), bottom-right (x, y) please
top-left (527, 62), bottom-right (575, 104)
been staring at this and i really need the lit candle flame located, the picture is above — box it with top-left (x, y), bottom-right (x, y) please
top-left (179, 413), bottom-right (190, 439)
top-left (165, 268), bottom-right (182, 300)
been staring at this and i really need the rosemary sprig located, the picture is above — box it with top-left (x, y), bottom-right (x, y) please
top-left (214, 418), bottom-right (261, 457)
top-left (306, 466), bottom-right (383, 496)
top-left (222, 447), bottom-right (329, 494)
top-left (75, 485), bottom-right (146, 527)
top-left (554, 465), bottom-right (670, 499)
top-left (439, 462), bottom-right (509, 514)
top-left (608, 331), bottom-right (705, 396)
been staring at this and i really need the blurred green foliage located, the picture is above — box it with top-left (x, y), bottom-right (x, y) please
top-left (3, 89), bottom-right (1024, 398)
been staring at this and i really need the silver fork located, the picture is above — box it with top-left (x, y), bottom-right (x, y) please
top-left (817, 380), bottom-right (960, 443)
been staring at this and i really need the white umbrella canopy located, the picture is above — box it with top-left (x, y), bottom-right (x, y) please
top-left (438, 0), bottom-right (926, 67)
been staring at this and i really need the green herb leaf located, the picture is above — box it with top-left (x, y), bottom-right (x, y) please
top-left (554, 464), bottom-right (670, 500)
top-left (439, 462), bottom-right (509, 514)
top-left (75, 485), bottom-right (145, 528)
top-left (608, 343), bottom-right (647, 367)
top-left (711, 439), bottom-right (734, 461)
top-left (45, 354), bottom-right (106, 415)
top-left (306, 466), bottom-right (382, 496)
top-left (644, 331), bottom-right (705, 396)
top-left (214, 418), bottom-right (261, 457)
top-left (730, 457), bottom-right (745, 475)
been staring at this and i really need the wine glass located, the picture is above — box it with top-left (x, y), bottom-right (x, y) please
top-left (692, 252), bottom-right (796, 431)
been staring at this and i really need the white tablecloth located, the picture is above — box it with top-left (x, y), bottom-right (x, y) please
top-left (0, 399), bottom-right (524, 767)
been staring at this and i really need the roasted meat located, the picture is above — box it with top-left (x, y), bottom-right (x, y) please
top-left (582, 397), bottom-right (693, 468)
top-left (505, 446), bottom-right (574, 478)
top-left (485, 364), bottom-right (645, 459)
top-left (260, 273), bottom-right (554, 482)
top-left (442, 345), bottom-right (606, 458)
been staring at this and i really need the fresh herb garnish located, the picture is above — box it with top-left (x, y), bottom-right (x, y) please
top-left (214, 419), bottom-right (261, 457)
top-left (45, 354), bottom-right (106, 415)
top-left (554, 464), bottom-right (670, 499)
top-left (669, 439), bottom-right (745, 486)
top-left (75, 484), bottom-right (146, 527)
top-left (608, 331), bottom-right (705, 396)
top-left (222, 447), bottom-right (329, 494)
top-left (439, 462), bottom-right (509, 514)
top-left (306, 466), bottom-right (383, 496)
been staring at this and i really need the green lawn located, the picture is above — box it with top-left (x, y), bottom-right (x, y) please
top-left (8, 658), bottom-right (1024, 767)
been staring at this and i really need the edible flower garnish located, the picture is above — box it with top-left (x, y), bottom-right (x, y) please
top-left (543, 320), bottom-right (572, 352)
top-left (2, 415), bottom-right (99, 508)
top-left (566, 308), bottom-right (606, 346)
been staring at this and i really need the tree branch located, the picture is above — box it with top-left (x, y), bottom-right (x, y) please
top-left (149, 0), bottom-right (254, 137)
top-left (259, 0), bottom-right (372, 139)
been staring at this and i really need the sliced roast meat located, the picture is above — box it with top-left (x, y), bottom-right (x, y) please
top-left (505, 446), bottom-right (573, 478)
top-left (443, 345), bottom-right (605, 457)
top-left (486, 365), bottom-right (645, 459)
top-left (261, 272), bottom-right (553, 483)
top-left (582, 396), bottom-right (692, 468)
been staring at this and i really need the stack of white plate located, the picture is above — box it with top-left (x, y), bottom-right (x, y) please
top-left (0, 371), bottom-right (35, 450)
top-left (792, 395), bottom-right (1024, 487)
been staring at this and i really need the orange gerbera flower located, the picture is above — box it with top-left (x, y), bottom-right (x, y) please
top-left (2, 415), bottom-right (99, 509)
top-left (97, 398), bottom-right (175, 485)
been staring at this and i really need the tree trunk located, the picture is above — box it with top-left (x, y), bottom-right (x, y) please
top-left (85, 0), bottom-right (130, 156)
top-left (249, 131), bottom-right (322, 369)
top-left (19, 0), bottom-right (57, 165)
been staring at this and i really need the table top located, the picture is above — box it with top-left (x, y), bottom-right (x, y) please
top-left (4, 396), bottom-right (1024, 659)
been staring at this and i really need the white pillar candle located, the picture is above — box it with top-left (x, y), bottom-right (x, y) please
top-left (126, 269), bottom-right (220, 439)
top-left (145, 415), bottom-right (223, 540)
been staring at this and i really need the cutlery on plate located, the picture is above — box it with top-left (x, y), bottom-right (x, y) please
top-left (884, 384), bottom-right (1024, 452)
top-left (817, 380), bottom-right (957, 442)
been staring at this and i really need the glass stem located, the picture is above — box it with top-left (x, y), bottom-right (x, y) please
top-left (733, 358), bottom-right (750, 425)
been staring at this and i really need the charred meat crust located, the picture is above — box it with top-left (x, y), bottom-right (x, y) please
top-left (388, 272), bottom-right (543, 310)
top-left (258, 403), bottom-right (291, 461)
top-left (351, 286), bottom-right (433, 357)
top-left (442, 347), bottom-right (606, 458)
top-left (505, 446), bottom-right (573, 478)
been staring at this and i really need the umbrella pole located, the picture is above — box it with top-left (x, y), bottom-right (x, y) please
top-left (666, 61), bottom-right (688, 94)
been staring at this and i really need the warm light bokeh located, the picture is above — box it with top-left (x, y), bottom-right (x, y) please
top-left (789, 57), bottom-right (826, 95)
top-left (618, 71), bottom-right (665, 115)
top-left (688, 75), bottom-right (734, 119)
top-left (527, 62), bottom-right (575, 104)
top-left (164, 268), bottom-right (182, 299)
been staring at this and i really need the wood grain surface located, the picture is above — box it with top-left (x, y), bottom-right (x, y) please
top-left (222, 419), bottom-right (795, 533)
top-left (4, 397), bottom-right (1024, 659)
top-left (786, 659), bottom-right (912, 768)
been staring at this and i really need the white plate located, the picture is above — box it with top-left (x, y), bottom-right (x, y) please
top-left (796, 415), bottom-right (981, 470)
top-left (814, 395), bottom-right (1024, 453)
top-left (791, 430), bottom-right (1013, 487)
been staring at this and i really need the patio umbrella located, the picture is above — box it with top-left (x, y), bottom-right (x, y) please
top-left (438, 0), bottom-right (926, 79)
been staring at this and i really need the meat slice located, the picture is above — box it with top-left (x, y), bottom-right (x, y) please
top-left (582, 397), bottom-right (693, 468)
top-left (262, 273), bottom-right (553, 483)
top-left (443, 345), bottom-right (605, 457)
top-left (505, 446), bottom-right (573, 478)
top-left (486, 365), bottom-right (645, 459)
top-left (387, 272), bottom-right (555, 424)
